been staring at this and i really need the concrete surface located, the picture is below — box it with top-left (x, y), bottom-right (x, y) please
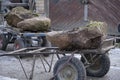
top-left (0, 76), bottom-right (17, 80)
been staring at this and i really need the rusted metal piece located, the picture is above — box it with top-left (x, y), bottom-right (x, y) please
top-left (39, 54), bottom-right (55, 72)
top-left (17, 56), bottom-right (29, 80)
top-left (0, 38), bottom-right (114, 80)
top-left (29, 55), bottom-right (36, 80)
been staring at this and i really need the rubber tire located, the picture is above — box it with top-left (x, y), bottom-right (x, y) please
top-left (53, 56), bottom-right (86, 80)
top-left (0, 34), bottom-right (8, 50)
top-left (14, 38), bottom-right (25, 50)
top-left (81, 54), bottom-right (110, 77)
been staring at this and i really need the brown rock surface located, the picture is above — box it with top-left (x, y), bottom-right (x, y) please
top-left (47, 21), bottom-right (106, 50)
top-left (17, 17), bottom-right (51, 32)
top-left (5, 7), bottom-right (38, 27)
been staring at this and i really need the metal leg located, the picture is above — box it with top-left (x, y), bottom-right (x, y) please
top-left (17, 56), bottom-right (29, 80)
top-left (29, 55), bottom-right (36, 80)
top-left (48, 54), bottom-right (54, 72)
top-left (18, 55), bottom-right (37, 80)
top-left (56, 54), bottom-right (60, 60)
top-left (41, 55), bottom-right (51, 68)
top-left (39, 54), bottom-right (55, 72)
top-left (40, 55), bottom-right (47, 72)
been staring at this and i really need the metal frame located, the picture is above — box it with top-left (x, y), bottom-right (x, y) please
top-left (0, 38), bottom-right (115, 80)
top-left (0, 47), bottom-right (59, 80)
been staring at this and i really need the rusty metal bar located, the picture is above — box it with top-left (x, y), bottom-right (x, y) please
top-left (42, 55), bottom-right (51, 68)
top-left (27, 47), bottom-right (46, 53)
top-left (48, 54), bottom-right (54, 72)
top-left (0, 48), bottom-right (27, 56)
top-left (56, 54), bottom-right (60, 60)
top-left (8, 48), bottom-right (27, 54)
top-left (17, 56), bottom-right (29, 80)
top-left (39, 55), bottom-right (47, 72)
top-left (0, 50), bottom-right (102, 57)
top-left (0, 47), bottom-right (59, 57)
top-left (29, 55), bottom-right (36, 80)
top-left (27, 47), bottom-right (59, 50)
top-left (0, 52), bottom-right (54, 57)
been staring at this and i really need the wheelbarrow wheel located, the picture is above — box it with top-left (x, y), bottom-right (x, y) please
top-left (14, 38), bottom-right (25, 50)
top-left (53, 56), bottom-right (86, 80)
top-left (0, 34), bottom-right (8, 50)
top-left (81, 54), bottom-right (110, 77)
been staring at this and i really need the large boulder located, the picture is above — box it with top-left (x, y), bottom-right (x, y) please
top-left (47, 21), bottom-right (107, 51)
top-left (5, 7), bottom-right (38, 27)
top-left (17, 17), bottom-right (51, 32)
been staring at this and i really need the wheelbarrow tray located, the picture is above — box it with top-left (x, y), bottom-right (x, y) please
top-left (73, 38), bottom-right (115, 54)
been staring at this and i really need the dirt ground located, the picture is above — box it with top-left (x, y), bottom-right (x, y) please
top-left (0, 45), bottom-right (120, 80)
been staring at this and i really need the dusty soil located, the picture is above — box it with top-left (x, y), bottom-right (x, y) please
top-left (0, 45), bottom-right (120, 80)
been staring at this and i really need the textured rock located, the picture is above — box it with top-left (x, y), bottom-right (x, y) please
top-left (47, 21), bottom-right (106, 50)
top-left (5, 7), bottom-right (38, 27)
top-left (17, 17), bottom-right (51, 32)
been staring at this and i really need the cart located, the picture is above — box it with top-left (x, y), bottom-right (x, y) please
top-left (0, 0), bottom-right (116, 80)
top-left (0, 37), bottom-right (115, 80)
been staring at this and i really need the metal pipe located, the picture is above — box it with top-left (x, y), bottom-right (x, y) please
top-left (29, 55), bottom-right (36, 80)
top-left (44, 0), bottom-right (49, 17)
top-left (2, 3), bottom-right (28, 7)
top-left (18, 56), bottom-right (29, 80)
top-left (84, 4), bottom-right (88, 21)
top-left (40, 55), bottom-right (47, 72)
